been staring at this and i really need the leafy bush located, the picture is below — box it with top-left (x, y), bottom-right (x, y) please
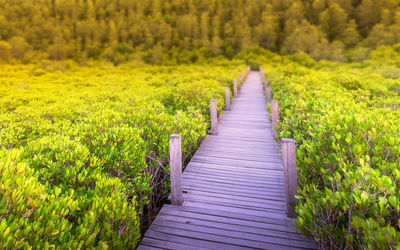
top-left (263, 46), bottom-right (400, 248)
top-left (0, 60), bottom-right (245, 248)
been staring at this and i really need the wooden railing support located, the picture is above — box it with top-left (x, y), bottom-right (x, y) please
top-left (271, 100), bottom-right (279, 126)
top-left (170, 134), bottom-right (183, 206)
top-left (271, 100), bottom-right (279, 138)
top-left (210, 99), bottom-right (218, 135)
top-left (233, 80), bottom-right (238, 97)
top-left (225, 87), bottom-right (230, 111)
top-left (266, 86), bottom-right (272, 103)
top-left (282, 138), bottom-right (298, 218)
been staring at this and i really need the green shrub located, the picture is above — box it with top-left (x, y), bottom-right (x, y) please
top-left (263, 49), bottom-right (400, 248)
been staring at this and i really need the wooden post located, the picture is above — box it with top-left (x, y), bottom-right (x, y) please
top-left (282, 138), bottom-right (298, 218)
top-left (264, 79), bottom-right (268, 90)
top-left (266, 86), bottom-right (272, 103)
top-left (210, 99), bottom-right (218, 135)
top-left (271, 100), bottom-right (279, 139)
top-left (170, 134), bottom-right (183, 206)
top-left (233, 80), bottom-right (238, 97)
top-left (271, 100), bottom-right (279, 126)
top-left (225, 87), bottom-right (230, 111)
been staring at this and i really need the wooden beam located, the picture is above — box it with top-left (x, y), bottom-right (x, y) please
top-left (210, 99), bottom-right (218, 135)
top-left (271, 100), bottom-right (279, 139)
top-left (233, 80), bottom-right (237, 97)
top-left (281, 138), bottom-right (298, 218)
top-left (271, 100), bottom-right (279, 127)
top-left (225, 87), bottom-right (230, 111)
top-left (170, 134), bottom-right (183, 206)
top-left (266, 86), bottom-right (272, 103)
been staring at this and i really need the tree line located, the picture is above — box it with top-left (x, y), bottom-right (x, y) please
top-left (0, 0), bottom-right (399, 64)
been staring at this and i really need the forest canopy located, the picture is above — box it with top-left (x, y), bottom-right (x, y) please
top-left (1, 0), bottom-right (400, 63)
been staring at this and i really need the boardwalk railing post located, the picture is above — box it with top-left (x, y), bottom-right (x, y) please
top-left (282, 138), bottom-right (298, 218)
top-left (170, 134), bottom-right (183, 206)
top-left (225, 87), bottom-right (230, 111)
top-left (271, 100), bottom-right (279, 138)
top-left (233, 80), bottom-right (238, 97)
top-left (210, 99), bottom-right (218, 135)
top-left (266, 86), bottom-right (272, 103)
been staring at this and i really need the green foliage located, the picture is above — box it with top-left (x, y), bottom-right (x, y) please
top-left (1, 0), bottom-right (399, 62)
top-left (0, 60), bottom-right (245, 248)
top-left (263, 45), bottom-right (400, 248)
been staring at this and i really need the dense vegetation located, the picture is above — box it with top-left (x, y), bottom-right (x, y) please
top-left (261, 45), bottom-right (400, 248)
top-left (1, 0), bottom-right (400, 63)
top-left (0, 60), bottom-right (246, 248)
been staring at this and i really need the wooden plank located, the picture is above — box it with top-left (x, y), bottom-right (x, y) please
top-left (186, 162), bottom-right (284, 176)
top-left (182, 179), bottom-right (286, 197)
top-left (182, 178), bottom-right (286, 195)
top-left (182, 170), bottom-right (285, 186)
top-left (149, 224), bottom-right (296, 250)
top-left (162, 204), bottom-right (294, 226)
top-left (153, 218), bottom-right (315, 249)
top-left (181, 201), bottom-right (289, 220)
top-left (160, 206), bottom-right (299, 234)
top-left (144, 230), bottom-right (247, 250)
top-left (185, 164), bottom-right (284, 181)
top-left (182, 184), bottom-right (286, 201)
top-left (181, 193), bottom-right (286, 212)
top-left (191, 155), bottom-right (283, 169)
top-left (193, 150), bottom-right (283, 163)
top-left (182, 173), bottom-right (286, 190)
top-left (138, 238), bottom-right (206, 250)
top-left (183, 189), bottom-right (285, 206)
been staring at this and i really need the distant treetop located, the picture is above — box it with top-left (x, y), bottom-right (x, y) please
top-left (0, 0), bottom-right (399, 63)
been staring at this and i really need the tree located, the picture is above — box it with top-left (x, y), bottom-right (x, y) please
top-left (282, 19), bottom-right (324, 55)
top-left (392, 8), bottom-right (400, 43)
top-left (343, 19), bottom-right (361, 48)
top-left (0, 41), bottom-right (11, 61)
top-left (357, 0), bottom-right (382, 36)
top-left (364, 23), bottom-right (395, 47)
top-left (200, 12), bottom-right (210, 47)
top-left (319, 3), bottom-right (348, 41)
top-left (9, 36), bottom-right (30, 60)
top-left (255, 10), bottom-right (279, 49)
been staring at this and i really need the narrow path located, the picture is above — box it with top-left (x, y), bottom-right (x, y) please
top-left (138, 71), bottom-right (316, 249)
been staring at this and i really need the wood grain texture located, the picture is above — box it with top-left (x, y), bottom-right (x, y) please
top-left (225, 86), bottom-right (230, 111)
top-left (209, 99), bottom-right (218, 135)
top-left (170, 134), bottom-right (183, 206)
top-left (282, 138), bottom-right (299, 218)
top-left (233, 79), bottom-right (238, 97)
top-left (138, 71), bottom-right (316, 249)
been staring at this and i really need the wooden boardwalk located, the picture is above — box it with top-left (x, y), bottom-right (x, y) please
top-left (138, 71), bottom-right (316, 250)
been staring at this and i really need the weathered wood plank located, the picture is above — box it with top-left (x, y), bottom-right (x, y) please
top-left (138, 238), bottom-right (206, 250)
top-left (153, 218), bottom-right (315, 249)
top-left (170, 134), bottom-right (183, 206)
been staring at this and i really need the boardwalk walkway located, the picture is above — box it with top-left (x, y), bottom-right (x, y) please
top-left (138, 71), bottom-right (316, 249)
